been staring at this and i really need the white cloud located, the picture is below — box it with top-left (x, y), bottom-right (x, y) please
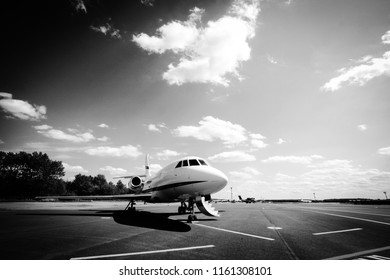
top-left (277, 138), bottom-right (286, 145)
top-left (230, 171), bottom-right (254, 180)
top-left (71, 0), bottom-right (87, 13)
top-left (98, 123), bottom-right (109, 128)
top-left (230, 166), bottom-right (261, 180)
top-left (0, 93), bottom-right (47, 121)
top-left (300, 160), bottom-right (390, 195)
top-left (173, 116), bottom-right (267, 149)
top-left (208, 151), bottom-right (256, 162)
top-left (34, 125), bottom-right (96, 143)
top-left (222, 156), bottom-right (390, 200)
top-left (133, 0), bottom-right (260, 86)
top-left (250, 133), bottom-right (268, 149)
top-left (100, 166), bottom-right (128, 176)
top-left (150, 163), bottom-right (162, 174)
top-left (0, 139), bottom-right (4, 145)
top-left (97, 136), bottom-right (109, 142)
top-left (136, 163), bottom-right (162, 175)
top-left (382, 30), bottom-right (390, 44)
top-left (63, 163), bottom-right (88, 173)
top-left (275, 173), bottom-right (296, 181)
top-left (266, 54), bottom-right (278, 64)
top-left (308, 159), bottom-right (353, 169)
top-left (261, 158), bottom-right (390, 199)
top-left (156, 149), bottom-right (185, 160)
top-left (148, 124), bottom-right (161, 132)
top-left (85, 145), bottom-right (142, 158)
top-left (357, 124), bottom-right (367, 131)
top-left (321, 30), bottom-right (390, 92)
top-left (173, 116), bottom-right (248, 146)
top-left (262, 155), bottom-right (323, 165)
top-left (141, 0), bottom-right (155, 7)
top-left (90, 23), bottom-right (121, 39)
top-left (147, 123), bottom-right (167, 133)
top-left (242, 166), bottom-right (261, 176)
top-left (377, 146), bottom-right (390, 156)
top-left (133, 10), bottom-right (200, 54)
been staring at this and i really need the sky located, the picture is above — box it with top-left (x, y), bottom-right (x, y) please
top-left (1, 0), bottom-right (390, 200)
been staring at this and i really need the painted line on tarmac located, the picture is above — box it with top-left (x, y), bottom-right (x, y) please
top-left (324, 245), bottom-right (390, 260)
top-left (302, 210), bottom-right (390, 226)
top-left (300, 207), bottom-right (390, 217)
top-left (368, 255), bottom-right (390, 260)
top-left (70, 245), bottom-right (215, 260)
top-left (194, 223), bottom-right (274, 241)
top-left (313, 228), bottom-right (362, 236)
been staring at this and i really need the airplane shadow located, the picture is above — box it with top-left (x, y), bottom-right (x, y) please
top-left (112, 210), bottom-right (191, 232)
top-left (17, 210), bottom-right (192, 232)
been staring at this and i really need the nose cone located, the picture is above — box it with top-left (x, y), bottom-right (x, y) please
top-left (211, 168), bottom-right (228, 191)
top-left (218, 170), bottom-right (228, 187)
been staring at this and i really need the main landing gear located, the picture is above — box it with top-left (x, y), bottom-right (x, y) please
top-left (124, 199), bottom-right (136, 212)
top-left (178, 199), bottom-right (198, 223)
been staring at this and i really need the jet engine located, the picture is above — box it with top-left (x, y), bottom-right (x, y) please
top-left (128, 176), bottom-right (144, 192)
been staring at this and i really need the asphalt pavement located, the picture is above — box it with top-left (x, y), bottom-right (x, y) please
top-left (0, 201), bottom-right (389, 260)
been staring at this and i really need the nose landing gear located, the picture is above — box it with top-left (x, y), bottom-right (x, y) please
top-left (178, 196), bottom-right (219, 223)
top-left (177, 199), bottom-right (198, 223)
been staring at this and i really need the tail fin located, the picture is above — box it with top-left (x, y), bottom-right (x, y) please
top-left (145, 154), bottom-right (151, 178)
top-left (238, 195), bottom-right (243, 201)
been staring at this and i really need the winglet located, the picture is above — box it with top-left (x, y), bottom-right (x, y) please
top-left (145, 154), bottom-right (151, 178)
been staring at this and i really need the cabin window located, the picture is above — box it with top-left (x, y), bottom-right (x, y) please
top-left (182, 160), bottom-right (188, 167)
top-left (175, 161), bottom-right (182, 168)
top-left (189, 159), bottom-right (200, 166)
top-left (198, 159), bottom-right (207, 166)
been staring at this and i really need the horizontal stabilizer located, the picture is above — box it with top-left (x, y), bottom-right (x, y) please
top-left (35, 193), bottom-right (152, 201)
top-left (195, 196), bottom-right (220, 217)
top-left (113, 175), bottom-right (146, 179)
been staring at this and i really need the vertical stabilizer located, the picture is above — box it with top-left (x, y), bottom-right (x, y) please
top-left (145, 154), bottom-right (151, 178)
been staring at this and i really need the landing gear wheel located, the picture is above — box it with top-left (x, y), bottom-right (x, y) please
top-left (178, 206), bottom-right (185, 214)
top-left (187, 214), bottom-right (198, 223)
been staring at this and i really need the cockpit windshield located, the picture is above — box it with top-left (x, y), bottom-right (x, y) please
top-left (175, 158), bottom-right (208, 168)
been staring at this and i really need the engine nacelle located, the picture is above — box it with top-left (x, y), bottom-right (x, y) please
top-left (128, 176), bottom-right (144, 192)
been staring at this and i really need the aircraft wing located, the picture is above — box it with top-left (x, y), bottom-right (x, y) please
top-left (113, 175), bottom-right (146, 179)
top-left (35, 193), bottom-right (152, 201)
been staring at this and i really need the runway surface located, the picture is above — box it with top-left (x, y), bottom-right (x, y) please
top-left (0, 201), bottom-right (389, 260)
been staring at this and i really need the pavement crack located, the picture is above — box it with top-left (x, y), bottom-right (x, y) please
top-left (261, 208), bottom-right (299, 260)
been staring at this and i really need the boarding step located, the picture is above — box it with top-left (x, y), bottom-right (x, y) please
top-left (195, 196), bottom-right (220, 217)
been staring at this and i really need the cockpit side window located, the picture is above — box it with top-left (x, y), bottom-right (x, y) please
top-left (198, 159), bottom-right (207, 166)
top-left (189, 159), bottom-right (200, 166)
top-left (182, 160), bottom-right (188, 167)
top-left (175, 161), bottom-right (182, 168)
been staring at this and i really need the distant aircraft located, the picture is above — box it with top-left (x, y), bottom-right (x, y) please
top-left (238, 195), bottom-right (256, 203)
top-left (39, 155), bottom-right (228, 222)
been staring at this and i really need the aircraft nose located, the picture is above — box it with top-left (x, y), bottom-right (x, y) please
top-left (213, 168), bottom-right (228, 187)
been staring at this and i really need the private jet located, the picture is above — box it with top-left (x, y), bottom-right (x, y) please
top-left (115, 155), bottom-right (228, 222)
top-left (238, 195), bottom-right (256, 203)
top-left (38, 155), bottom-right (228, 222)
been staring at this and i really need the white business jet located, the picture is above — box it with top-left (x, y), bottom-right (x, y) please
top-left (115, 154), bottom-right (228, 222)
top-left (38, 155), bottom-right (228, 222)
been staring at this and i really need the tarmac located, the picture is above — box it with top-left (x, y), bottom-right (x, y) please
top-left (0, 201), bottom-right (389, 260)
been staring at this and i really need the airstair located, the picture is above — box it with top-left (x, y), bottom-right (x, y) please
top-left (195, 196), bottom-right (220, 217)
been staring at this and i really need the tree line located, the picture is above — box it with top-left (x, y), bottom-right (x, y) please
top-left (0, 151), bottom-right (128, 199)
